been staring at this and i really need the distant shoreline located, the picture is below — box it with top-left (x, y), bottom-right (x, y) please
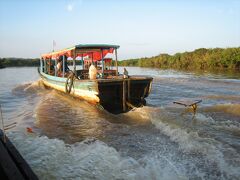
top-left (0, 58), bottom-right (81, 68)
top-left (118, 47), bottom-right (240, 71)
top-left (0, 58), bottom-right (39, 68)
top-left (1, 47), bottom-right (240, 71)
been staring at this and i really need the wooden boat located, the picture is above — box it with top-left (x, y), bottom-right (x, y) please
top-left (39, 44), bottom-right (153, 114)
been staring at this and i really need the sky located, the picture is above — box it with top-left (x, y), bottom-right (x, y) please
top-left (0, 0), bottom-right (239, 59)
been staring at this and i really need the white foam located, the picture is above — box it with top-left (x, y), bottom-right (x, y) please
top-left (195, 113), bottom-right (215, 124)
top-left (7, 131), bottom-right (185, 180)
top-left (6, 106), bottom-right (240, 179)
top-left (151, 115), bottom-right (217, 154)
top-left (147, 108), bottom-right (240, 179)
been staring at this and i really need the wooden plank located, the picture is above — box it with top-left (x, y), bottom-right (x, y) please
top-left (173, 99), bottom-right (202, 115)
top-left (173, 99), bottom-right (202, 107)
top-left (0, 130), bottom-right (38, 180)
top-left (0, 140), bottom-right (25, 180)
top-left (122, 80), bottom-right (126, 111)
top-left (0, 163), bottom-right (8, 180)
top-left (5, 137), bottom-right (38, 180)
top-left (127, 79), bottom-right (130, 101)
top-left (115, 48), bottom-right (118, 76)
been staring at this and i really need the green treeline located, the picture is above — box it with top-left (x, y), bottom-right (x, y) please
top-left (0, 58), bottom-right (40, 68)
top-left (0, 58), bottom-right (82, 68)
top-left (118, 47), bottom-right (240, 70)
top-left (1, 47), bottom-right (240, 70)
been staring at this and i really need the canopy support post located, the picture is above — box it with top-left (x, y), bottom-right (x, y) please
top-left (91, 52), bottom-right (93, 64)
top-left (48, 59), bottom-right (51, 74)
top-left (122, 80), bottom-right (126, 112)
top-left (62, 55), bottom-right (65, 78)
top-left (73, 50), bottom-right (76, 74)
top-left (82, 54), bottom-right (84, 70)
top-left (115, 48), bottom-right (118, 76)
top-left (54, 58), bottom-right (57, 76)
top-left (101, 49), bottom-right (104, 78)
top-left (44, 59), bottom-right (46, 73)
top-left (40, 58), bottom-right (42, 73)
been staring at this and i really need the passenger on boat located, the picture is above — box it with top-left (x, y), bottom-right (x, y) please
top-left (89, 63), bottom-right (97, 80)
top-left (63, 55), bottom-right (70, 73)
top-left (46, 60), bottom-right (55, 75)
top-left (56, 56), bottom-right (70, 76)
top-left (56, 59), bottom-right (62, 76)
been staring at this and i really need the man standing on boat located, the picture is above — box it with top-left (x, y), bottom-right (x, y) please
top-left (89, 63), bottom-right (97, 79)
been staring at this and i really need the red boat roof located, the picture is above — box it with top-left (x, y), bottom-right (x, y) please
top-left (41, 44), bottom-right (119, 60)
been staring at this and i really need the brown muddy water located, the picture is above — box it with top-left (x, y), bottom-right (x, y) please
top-left (0, 67), bottom-right (240, 179)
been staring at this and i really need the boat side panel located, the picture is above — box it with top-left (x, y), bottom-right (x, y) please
top-left (40, 72), bottom-right (100, 103)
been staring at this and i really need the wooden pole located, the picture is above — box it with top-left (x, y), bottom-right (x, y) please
top-left (101, 49), bottom-right (104, 78)
top-left (122, 80), bottom-right (126, 112)
top-left (73, 50), bottom-right (76, 74)
top-left (115, 48), bottom-right (118, 76)
top-left (44, 59), bottom-right (46, 73)
top-left (40, 58), bottom-right (42, 73)
top-left (128, 79), bottom-right (130, 101)
top-left (55, 58), bottom-right (57, 76)
top-left (0, 104), bottom-right (6, 143)
top-left (82, 53), bottom-right (84, 70)
top-left (48, 59), bottom-right (51, 74)
top-left (62, 55), bottom-right (65, 78)
top-left (92, 52), bottom-right (93, 64)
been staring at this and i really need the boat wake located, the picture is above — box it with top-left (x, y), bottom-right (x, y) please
top-left (126, 106), bottom-right (240, 179)
top-left (8, 131), bottom-right (185, 180)
top-left (7, 78), bottom-right (240, 179)
top-left (12, 80), bottom-right (46, 96)
top-left (203, 103), bottom-right (240, 116)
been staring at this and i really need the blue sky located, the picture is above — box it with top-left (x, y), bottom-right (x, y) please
top-left (0, 0), bottom-right (239, 59)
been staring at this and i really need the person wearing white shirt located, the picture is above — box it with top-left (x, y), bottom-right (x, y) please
top-left (89, 63), bottom-right (97, 80)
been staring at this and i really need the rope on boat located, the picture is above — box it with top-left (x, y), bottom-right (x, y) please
top-left (96, 104), bottom-right (104, 110)
top-left (124, 78), bottom-right (147, 110)
top-left (126, 101), bottom-right (137, 109)
top-left (126, 101), bottom-right (137, 111)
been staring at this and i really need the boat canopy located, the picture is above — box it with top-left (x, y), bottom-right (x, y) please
top-left (41, 44), bottom-right (120, 60)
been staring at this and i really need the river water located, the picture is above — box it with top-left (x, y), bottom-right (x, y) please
top-left (0, 67), bottom-right (240, 180)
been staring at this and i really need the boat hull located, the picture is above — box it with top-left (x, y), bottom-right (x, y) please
top-left (98, 77), bottom-right (152, 114)
top-left (40, 72), bottom-right (100, 104)
top-left (39, 71), bottom-right (152, 114)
